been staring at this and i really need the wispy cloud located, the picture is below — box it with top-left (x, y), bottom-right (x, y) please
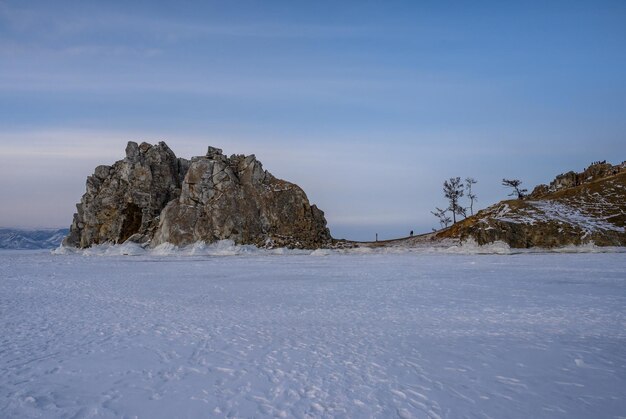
top-left (0, 2), bottom-right (371, 42)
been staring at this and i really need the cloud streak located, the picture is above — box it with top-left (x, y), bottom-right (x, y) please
top-left (0, 1), bottom-right (371, 43)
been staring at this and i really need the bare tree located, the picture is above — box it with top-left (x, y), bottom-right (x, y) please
top-left (431, 207), bottom-right (452, 229)
top-left (502, 178), bottom-right (528, 199)
top-left (455, 205), bottom-right (467, 219)
top-left (443, 177), bottom-right (464, 223)
top-left (465, 177), bottom-right (478, 215)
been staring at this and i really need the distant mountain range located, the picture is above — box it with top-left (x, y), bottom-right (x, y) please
top-left (0, 228), bottom-right (69, 250)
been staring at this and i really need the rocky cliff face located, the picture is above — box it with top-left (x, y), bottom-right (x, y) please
top-left (64, 142), bottom-right (331, 249)
top-left (437, 162), bottom-right (626, 248)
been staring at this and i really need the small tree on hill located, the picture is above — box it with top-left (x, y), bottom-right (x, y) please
top-left (502, 178), bottom-right (527, 199)
top-left (465, 177), bottom-right (477, 215)
top-left (431, 207), bottom-right (452, 229)
top-left (443, 177), bottom-right (464, 223)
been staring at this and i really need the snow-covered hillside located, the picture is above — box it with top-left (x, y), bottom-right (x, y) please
top-left (0, 228), bottom-right (68, 249)
top-left (489, 175), bottom-right (626, 237)
top-left (1, 249), bottom-right (625, 418)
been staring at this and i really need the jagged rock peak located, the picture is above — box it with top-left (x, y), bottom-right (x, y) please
top-left (64, 141), bottom-right (332, 249)
top-left (206, 146), bottom-right (223, 158)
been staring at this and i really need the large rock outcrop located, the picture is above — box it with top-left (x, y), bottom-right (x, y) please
top-left (437, 161), bottom-right (626, 248)
top-left (64, 142), bottom-right (331, 249)
top-left (63, 141), bottom-right (188, 248)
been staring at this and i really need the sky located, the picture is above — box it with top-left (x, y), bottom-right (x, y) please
top-left (1, 0), bottom-right (625, 241)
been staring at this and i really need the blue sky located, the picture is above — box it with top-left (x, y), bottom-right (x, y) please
top-left (1, 1), bottom-right (625, 240)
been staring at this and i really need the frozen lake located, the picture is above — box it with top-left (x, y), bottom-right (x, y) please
top-left (1, 248), bottom-right (625, 418)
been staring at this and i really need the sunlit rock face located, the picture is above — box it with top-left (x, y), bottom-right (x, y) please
top-left (64, 142), bottom-right (331, 249)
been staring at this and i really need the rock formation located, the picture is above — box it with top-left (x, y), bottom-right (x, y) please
top-left (64, 142), bottom-right (331, 249)
top-left (437, 161), bottom-right (626, 248)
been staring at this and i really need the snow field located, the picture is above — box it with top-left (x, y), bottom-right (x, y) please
top-left (1, 250), bottom-right (625, 418)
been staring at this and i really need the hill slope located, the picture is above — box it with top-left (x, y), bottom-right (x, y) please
top-left (437, 162), bottom-right (626, 248)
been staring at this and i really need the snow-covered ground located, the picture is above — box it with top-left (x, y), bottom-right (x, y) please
top-left (1, 247), bottom-right (625, 418)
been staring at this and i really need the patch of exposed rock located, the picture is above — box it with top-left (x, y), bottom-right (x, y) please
top-left (437, 162), bottom-right (626, 248)
top-left (529, 160), bottom-right (625, 198)
top-left (64, 142), bottom-right (331, 249)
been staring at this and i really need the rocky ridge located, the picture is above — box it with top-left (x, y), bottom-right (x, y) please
top-left (437, 161), bottom-right (626, 247)
top-left (64, 142), bottom-right (331, 249)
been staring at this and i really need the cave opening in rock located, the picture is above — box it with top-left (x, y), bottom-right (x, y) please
top-left (119, 203), bottom-right (143, 243)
